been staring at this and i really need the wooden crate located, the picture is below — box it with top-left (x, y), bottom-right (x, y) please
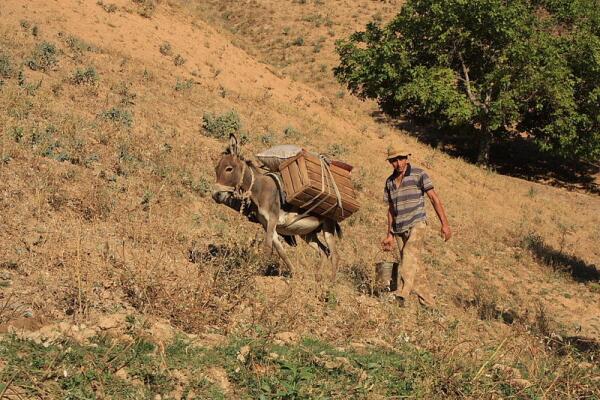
top-left (278, 151), bottom-right (360, 221)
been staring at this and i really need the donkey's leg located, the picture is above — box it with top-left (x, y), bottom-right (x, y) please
top-left (261, 211), bottom-right (277, 256)
top-left (301, 232), bottom-right (329, 256)
top-left (301, 232), bottom-right (329, 282)
top-left (322, 220), bottom-right (339, 283)
top-left (272, 231), bottom-right (295, 275)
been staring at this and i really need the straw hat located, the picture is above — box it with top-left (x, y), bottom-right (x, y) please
top-left (386, 145), bottom-right (411, 160)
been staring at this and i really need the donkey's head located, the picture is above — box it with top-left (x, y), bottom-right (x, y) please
top-left (212, 134), bottom-right (247, 203)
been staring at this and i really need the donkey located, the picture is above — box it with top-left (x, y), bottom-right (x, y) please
top-left (212, 134), bottom-right (341, 279)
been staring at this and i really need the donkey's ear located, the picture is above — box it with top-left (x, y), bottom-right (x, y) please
top-left (229, 134), bottom-right (239, 156)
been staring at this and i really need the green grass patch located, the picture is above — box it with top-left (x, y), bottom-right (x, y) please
top-left (1, 331), bottom-right (597, 399)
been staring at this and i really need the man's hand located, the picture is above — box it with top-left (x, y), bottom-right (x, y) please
top-left (381, 235), bottom-right (395, 251)
top-left (441, 224), bottom-right (452, 241)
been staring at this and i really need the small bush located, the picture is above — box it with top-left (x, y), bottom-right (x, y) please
top-left (101, 2), bottom-right (118, 12)
top-left (202, 110), bottom-right (242, 140)
top-left (27, 42), bottom-right (58, 71)
top-left (283, 125), bottom-right (301, 139)
top-left (174, 78), bottom-right (193, 91)
top-left (70, 66), bottom-right (99, 85)
top-left (292, 37), bottom-right (305, 46)
top-left (260, 132), bottom-right (275, 145)
top-left (9, 126), bottom-right (24, 143)
top-left (100, 107), bottom-right (133, 127)
top-left (326, 143), bottom-right (347, 157)
top-left (173, 54), bottom-right (186, 66)
top-left (65, 35), bottom-right (99, 53)
top-left (0, 54), bottom-right (14, 78)
top-left (159, 41), bottom-right (172, 56)
top-left (116, 82), bottom-right (136, 105)
top-left (133, 0), bottom-right (157, 18)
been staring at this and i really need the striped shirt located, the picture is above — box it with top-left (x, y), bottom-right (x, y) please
top-left (383, 164), bottom-right (434, 233)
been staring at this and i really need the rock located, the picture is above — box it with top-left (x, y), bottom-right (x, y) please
top-left (205, 366), bottom-right (232, 394)
top-left (196, 333), bottom-right (227, 347)
top-left (274, 331), bottom-right (299, 344)
top-left (509, 378), bottom-right (532, 388)
top-left (237, 345), bottom-right (251, 363)
top-left (147, 319), bottom-right (175, 343)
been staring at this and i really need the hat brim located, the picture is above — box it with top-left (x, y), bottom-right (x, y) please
top-left (387, 152), bottom-right (411, 160)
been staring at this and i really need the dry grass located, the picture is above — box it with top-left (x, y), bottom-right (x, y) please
top-left (0, 0), bottom-right (598, 398)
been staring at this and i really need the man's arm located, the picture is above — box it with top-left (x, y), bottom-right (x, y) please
top-left (426, 189), bottom-right (451, 241)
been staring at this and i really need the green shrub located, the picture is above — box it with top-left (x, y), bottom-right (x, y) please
top-left (202, 110), bottom-right (242, 140)
top-left (27, 42), bottom-right (58, 71)
top-left (260, 132), bottom-right (275, 145)
top-left (292, 37), bottom-right (305, 46)
top-left (70, 66), bottom-right (99, 85)
top-left (101, 107), bottom-right (133, 127)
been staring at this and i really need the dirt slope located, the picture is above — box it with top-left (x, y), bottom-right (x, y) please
top-left (0, 0), bottom-right (599, 393)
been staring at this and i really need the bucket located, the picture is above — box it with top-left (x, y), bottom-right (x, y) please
top-left (375, 261), bottom-right (398, 294)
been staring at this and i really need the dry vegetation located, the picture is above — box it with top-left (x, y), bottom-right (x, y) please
top-left (0, 0), bottom-right (598, 398)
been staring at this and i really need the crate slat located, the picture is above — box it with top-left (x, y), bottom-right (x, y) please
top-left (278, 150), bottom-right (360, 221)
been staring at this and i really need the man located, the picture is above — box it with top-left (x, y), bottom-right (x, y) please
top-left (381, 145), bottom-right (451, 307)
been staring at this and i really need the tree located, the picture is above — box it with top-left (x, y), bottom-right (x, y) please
top-left (334, 0), bottom-right (600, 165)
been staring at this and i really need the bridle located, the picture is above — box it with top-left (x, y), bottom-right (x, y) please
top-left (214, 158), bottom-right (255, 214)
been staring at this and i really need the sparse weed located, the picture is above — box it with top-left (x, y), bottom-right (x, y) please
top-left (133, 0), bottom-right (157, 18)
top-left (27, 42), bottom-right (58, 71)
top-left (100, 107), bottom-right (133, 127)
top-left (174, 54), bottom-right (186, 66)
top-left (65, 35), bottom-right (99, 54)
top-left (116, 81), bottom-right (136, 105)
top-left (352, 167), bottom-right (367, 192)
top-left (202, 110), bottom-right (242, 140)
top-left (260, 132), bottom-right (275, 145)
top-left (9, 126), bottom-right (24, 143)
top-left (174, 78), bottom-right (194, 91)
top-left (326, 143), bottom-right (346, 157)
top-left (140, 190), bottom-right (153, 211)
top-left (0, 53), bottom-right (14, 78)
top-left (182, 173), bottom-right (211, 197)
top-left (97, 1), bottom-right (118, 13)
top-left (283, 125), bottom-right (301, 139)
top-left (345, 261), bottom-right (374, 295)
top-left (70, 66), bottom-right (99, 85)
top-left (292, 37), bottom-right (305, 46)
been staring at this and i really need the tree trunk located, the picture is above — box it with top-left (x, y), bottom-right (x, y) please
top-left (477, 127), bottom-right (492, 166)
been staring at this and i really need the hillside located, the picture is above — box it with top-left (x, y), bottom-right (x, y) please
top-left (0, 0), bottom-right (598, 398)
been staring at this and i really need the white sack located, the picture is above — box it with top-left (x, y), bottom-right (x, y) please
top-left (256, 144), bottom-right (302, 172)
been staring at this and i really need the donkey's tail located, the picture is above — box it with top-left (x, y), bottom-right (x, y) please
top-left (334, 222), bottom-right (343, 240)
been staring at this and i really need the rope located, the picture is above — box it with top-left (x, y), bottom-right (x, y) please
top-left (279, 155), bottom-right (344, 229)
top-left (215, 162), bottom-right (255, 216)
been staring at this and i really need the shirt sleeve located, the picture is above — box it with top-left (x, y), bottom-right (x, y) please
top-left (419, 171), bottom-right (434, 192)
top-left (383, 183), bottom-right (390, 203)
